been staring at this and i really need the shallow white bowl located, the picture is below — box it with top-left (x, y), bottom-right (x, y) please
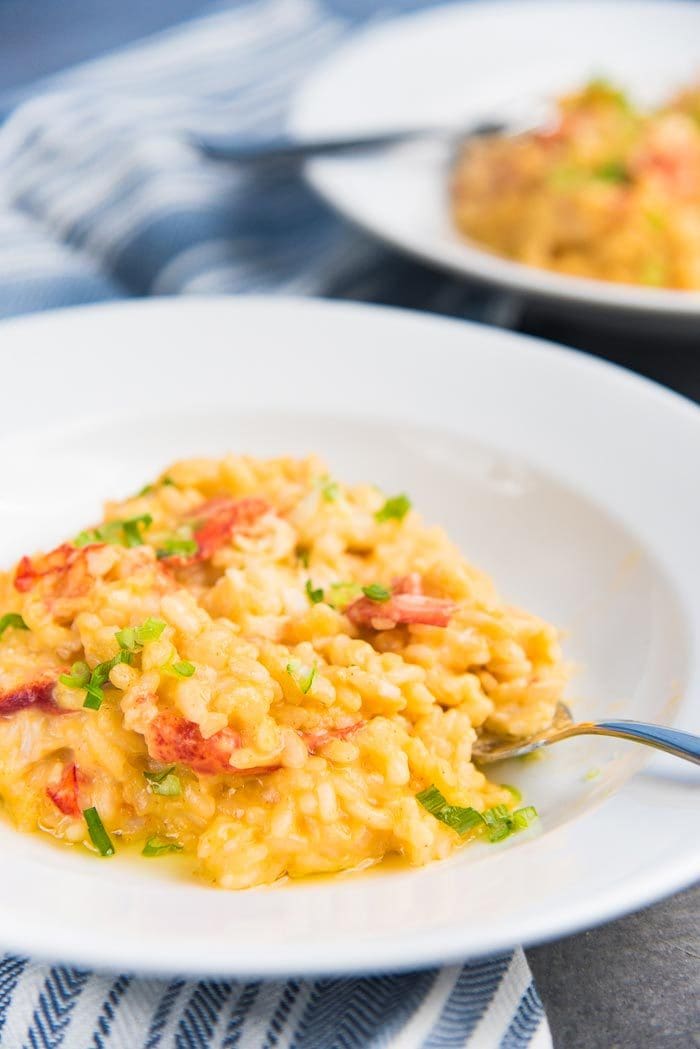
top-left (290, 0), bottom-right (700, 329)
top-left (0, 296), bottom-right (697, 976)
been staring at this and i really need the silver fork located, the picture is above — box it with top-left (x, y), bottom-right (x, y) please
top-left (191, 121), bottom-right (504, 165)
top-left (190, 99), bottom-right (552, 166)
top-left (472, 702), bottom-right (700, 766)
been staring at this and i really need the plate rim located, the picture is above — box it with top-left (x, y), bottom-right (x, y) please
top-left (0, 294), bottom-right (697, 976)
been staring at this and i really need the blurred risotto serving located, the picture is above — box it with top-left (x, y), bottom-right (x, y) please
top-left (451, 79), bottom-right (700, 288)
top-left (0, 455), bottom-right (566, 888)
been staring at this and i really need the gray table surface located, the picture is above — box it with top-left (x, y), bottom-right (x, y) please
top-left (0, 4), bottom-right (698, 1048)
top-left (527, 885), bottom-right (700, 1049)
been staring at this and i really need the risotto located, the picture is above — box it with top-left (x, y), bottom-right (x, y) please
top-left (0, 455), bottom-right (567, 888)
top-left (451, 79), bottom-right (700, 289)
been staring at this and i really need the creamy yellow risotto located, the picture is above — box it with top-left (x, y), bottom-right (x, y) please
top-left (0, 455), bottom-right (567, 888)
top-left (451, 79), bottom-right (700, 288)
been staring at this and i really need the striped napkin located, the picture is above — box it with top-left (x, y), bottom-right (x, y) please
top-left (0, 1), bottom-right (548, 1046)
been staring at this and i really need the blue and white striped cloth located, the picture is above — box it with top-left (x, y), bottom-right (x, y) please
top-left (0, 2), bottom-right (548, 1046)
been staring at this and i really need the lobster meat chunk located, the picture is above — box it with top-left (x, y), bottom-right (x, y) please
top-left (164, 497), bottom-right (270, 567)
top-left (302, 721), bottom-right (363, 753)
top-left (47, 763), bottom-right (84, 817)
top-left (346, 576), bottom-right (455, 630)
top-left (145, 713), bottom-right (244, 774)
top-left (144, 712), bottom-right (277, 776)
top-left (145, 713), bottom-right (364, 776)
top-left (0, 678), bottom-right (60, 718)
top-left (14, 542), bottom-right (100, 598)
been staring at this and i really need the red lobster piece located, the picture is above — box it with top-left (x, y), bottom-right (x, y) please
top-left (47, 762), bottom-right (85, 817)
top-left (302, 721), bottom-right (363, 753)
top-left (14, 542), bottom-right (101, 597)
top-left (144, 712), bottom-right (363, 776)
top-left (163, 497), bottom-right (270, 567)
top-left (0, 678), bottom-right (60, 717)
top-left (346, 573), bottom-right (455, 630)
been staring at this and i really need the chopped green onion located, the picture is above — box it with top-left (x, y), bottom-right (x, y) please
top-left (156, 537), bottom-right (198, 559)
top-left (59, 661), bottom-right (91, 689)
top-left (286, 660), bottom-right (317, 694)
top-left (317, 475), bottom-right (339, 502)
top-left (142, 836), bottom-right (183, 857)
top-left (83, 807), bottom-right (115, 856)
top-left (375, 493), bottom-right (412, 523)
top-left (115, 617), bottom-right (167, 652)
top-left (415, 785), bottom-right (446, 816)
top-left (585, 77), bottom-right (631, 111)
top-left (60, 650), bottom-right (132, 710)
top-left (296, 547), bottom-right (310, 568)
top-left (81, 650), bottom-right (131, 710)
top-left (0, 613), bottom-right (28, 640)
top-left (328, 581), bottom-right (362, 610)
top-left (82, 688), bottom-right (104, 711)
top-left (416, 786), bottom-right (483, 835)
top-left (137, 484), bottom-right (154, 497)
top-left (501, 783), bottom-right (522, 803)
top-left (595, 160), bottom-right (629, 184)
top-left (417, 785), bottom-right (538, 843)
top-left (305, 579), bottom-right (324, 604)
top-left (161, 476), bottom-right (176, 487)
top-left (482, 805), bottom-right (512, 842)
top-left (73, 530), bottom-right (95, 548)
top-left (74, 514), bottom-right (153, 549)
top-left (483, 804), bottom-right (509, 823)
top-left (512, 806), bottom-right (538, 830)
top-left (362, 584), bottom-right (391, 603)
top-left (166, 660), bottom-right (196, 679)
top-left (144, 766), bottom-right (182, 796)
top-left (122, 515), bottom-right (153, 547)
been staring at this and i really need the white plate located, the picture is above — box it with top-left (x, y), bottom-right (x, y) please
top-left (0, 296), bottom-right (698, 976)
top-left (290, 0), bottom-right (700, 327)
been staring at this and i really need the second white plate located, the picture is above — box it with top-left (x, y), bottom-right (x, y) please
top-left (291, 0), bottom-right (700, 328)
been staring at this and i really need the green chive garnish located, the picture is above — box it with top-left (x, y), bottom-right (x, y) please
top-left (512, 806), bottom-right (538, 830)
top-left (286, 660), bottom-right (317, 694)
top-left (156, 537), bottom-right (198, 559)
top-left (115, 617), bottom-right (166, 652)
top-left (59, 661), bottom-right (91, 689)
top-left (0, 613), bottom-right (29, 640)
top-left (375, 494), bottom-right (411, 523)
top-left (61, 650), bottom-right (132, 710)
top-left (305, 579), bottom-right (324, 604)
top-left (83, 807), bottom-right (114, 856)
top-left (167, 660), bottom-right (196, 679)
top-left (416, 786), bottom-right (483, 835)
top-left (74, 514), bottom-right (152, 549)
top-left (328, 581), bottom-right (362, 610)
top-left (417, 785), bottom-right (538, 842)
top-left (595, 160), bottom-right (629, 184)
top-left (142, 836), bottom-right (183, 857)
top-left (362, 584), bottom-right (391, 603)
top-left (317, 475), bottom-right (339, 502)
top-left (144, 767), bottom-right (182, 796)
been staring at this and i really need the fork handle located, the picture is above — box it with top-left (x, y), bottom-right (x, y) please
top-left (582, 720), bottom-right (700, 765)
top-left (191, 120), bottom-right (506, 166)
